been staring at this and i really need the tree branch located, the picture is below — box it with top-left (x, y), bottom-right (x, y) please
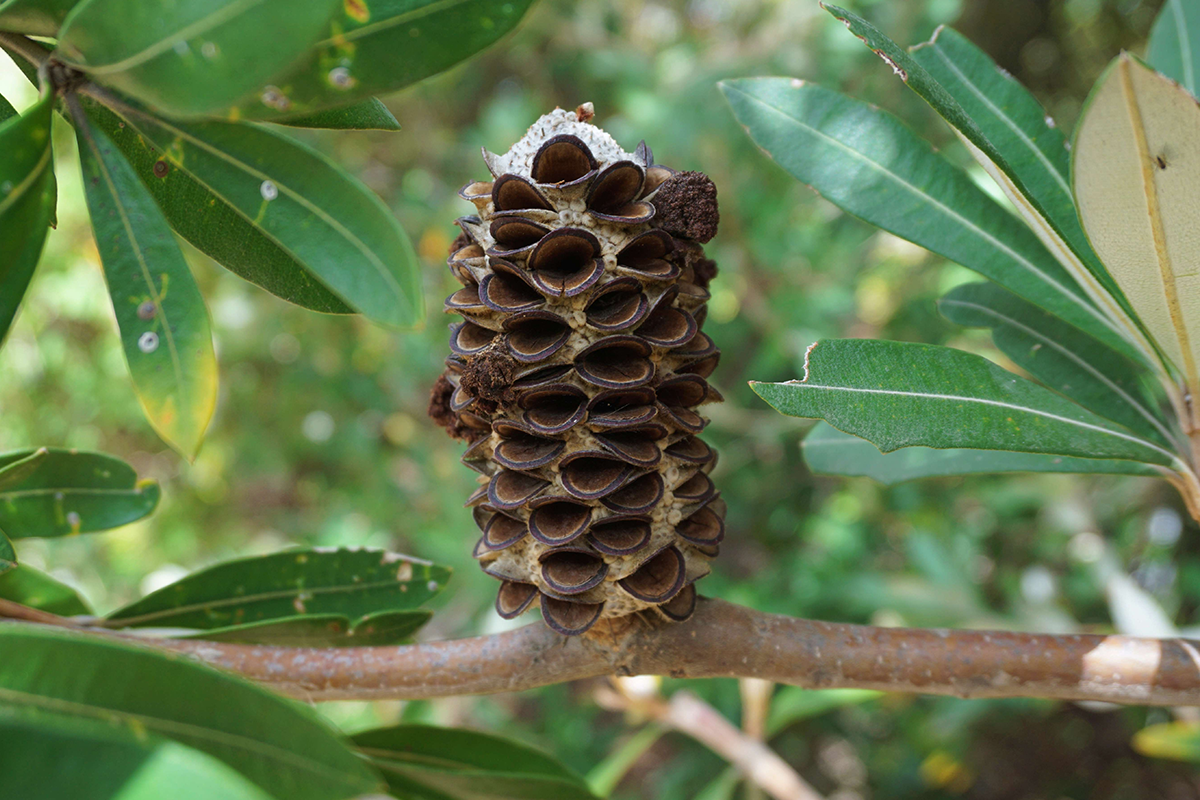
top-left (11, 598), bottom-right (1189, 706)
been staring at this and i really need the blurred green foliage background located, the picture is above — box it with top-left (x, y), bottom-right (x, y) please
top-left (2, 0), bottom-right (1198, 796)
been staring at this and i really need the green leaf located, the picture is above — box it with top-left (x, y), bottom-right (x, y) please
top-left (766, 687), bottom-right (881, 733)
top-left (233, 0), bottom-right (537, 121)
top-left (719, 77), bottom-right (1136, 359)
top-left (823, 8), bottom-right (1148, 364)
top-left (1132, 721), bottom-right (1200, 763)
top-left (751, 339), bottom-right (1177, 467)
top-left (111, 103), bottom-right (423, 329)
top-left (1073, 55), bottom-right (1200, 405)
top-left (105, 547), bottom-right (449, 629)
top-left (75, 104), bottom-right (218, 458)
top-left (0, 564), bottom-right (91, 615)
top-left (0, 718), bottom-right (275, 800)
top-left (0, 0), bottom-right (81, 35)
top-left (0, 448), bottom-right (160, 539)
top-left (274, 97), bottom-right (400, 131)
top-left (179, 609), bottom-right (432, 646)
top-left (354, 724), bottom-right (601, 800)
top-left (0, 625), bottom-right (384, 800)
top-left (0, 530), bottom-right (15, 574)
top-left (0, 91), bottom-right (15, 122)
top-left (0, 89), bottom-right (55, 349)
top-left (802, 422), bottom-right (1161, 484)
top-left (939, 282), bottom-right (1175, 446)
top-left (585, 725), bottom-right (666, 798)
top-left (56, 0), bottom-right (341, 118)
top-left (1147, 0), bottom-right (1200, 98)
top-left (82, 98), bottom-right (351, 314)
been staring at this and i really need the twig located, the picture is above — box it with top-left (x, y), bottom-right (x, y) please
top-left (3, 598), bottom-right (1199, 706)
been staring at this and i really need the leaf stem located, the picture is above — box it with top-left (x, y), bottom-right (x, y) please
top-left (0, 32), bottom-right (50, 70)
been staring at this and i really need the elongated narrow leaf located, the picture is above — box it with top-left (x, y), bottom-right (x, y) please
top-left (113, 105), bottom-right (422, 328)
top-left (179, 609), bottom-right (432, 646)
top-left (1148, 0), bottom-right (1200, 98)
top-left (354, 724), bottom-right (601, 800)
top-left (275, 98), bottom-right (400, 131)
top-left (719, 78), bottom-right (1134, 358)
top-left (56, 0), bottom-right (341, 118)
top-left (233, 0), bottom-right (536, 121)
top-left (0, 448), bottom-right (159, 539)
top-left (824, 7), bottom-right (1151, 366)
top-left (0, 90), bottom-right (55, 348)
top-left (0, 92), bottom-right (15, 122)
top-left (1073, 55), bottom-right (1200, 400)
top-left (82, 98), bottom-right (351, 314)
top-left (752, 339), bottom-right (1177, 467)
top-left (75, 109), bottom-right (217, 458)
top-left (0, 626), bottom-right (384, 800)
top-left (0, 0), bottom-right (80, 35)
top-left (939, 283), bottom-right (1175, 445)
top-left (802, 422), bottom-right (1162, 485)
top-left (105, 548), bottom-right (449, 629)
top-left (0, 564), bottom-right (90, 615)
top-left (0, 531), bottom-right (14, 574)
top-left (0, 718), bottom-right (275, 800)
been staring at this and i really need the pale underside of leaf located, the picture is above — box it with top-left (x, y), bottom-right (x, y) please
top-left (1073, 55), bottom-right (1200, 411)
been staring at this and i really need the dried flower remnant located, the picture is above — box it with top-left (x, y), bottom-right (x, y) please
top-left (430, 105), bottom-right (724, 635)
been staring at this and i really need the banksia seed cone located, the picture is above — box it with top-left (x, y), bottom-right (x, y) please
top-left (429, 103), bottom-right (724, 636)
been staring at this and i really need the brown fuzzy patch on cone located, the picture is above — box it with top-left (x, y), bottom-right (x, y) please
top-left (651, 171), bottom-right (720, 243)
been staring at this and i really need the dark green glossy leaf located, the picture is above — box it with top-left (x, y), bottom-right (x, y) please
top-left (939, 282), bottom-right (1175, 446)
top-left (0, 530), bottom-right (15, 574)
top-left (75, 105), bottom-right (218, 458)
top-left (718, 77), bottom-right (1136, 360)
top-left (56, 0), bottom-right (341, 118)
top-left (354, 724), bottom-right (601, 800)
top-left (234, 0), bottom-right (536, 120)
top-left (824, 7), bottom-right (1147, 363)
top-left (274, 97), bottom-right (400, 130)
top-left (180, 609), bottom-right (432, 646)
top-left (0, 90), bottom-right (54, 348)
top-left (802, 422), bottom-right (1162, 484)
top-left (0, 626), bottom-right (384, 800)
top-left (82, 98), bottom-right (351, 314)
top-left (0, 0), bottom-right (80, 35)
top-left (1148, 0), bottom-right (1200, 98)
top-left (105, 547), bottom-right (449, 629)
top-left (751, 339), bottom-right (1177, 466)
top-left (0, 91), bottom-right (15, 121)
top-left (0, 564), bottom-right (91, 615)
top-left (0, 717), bottom-right (275, 800)
top-left (112, 103), bottom-right (423, 328)
top-left (0, 448), bottom-right (160, 539)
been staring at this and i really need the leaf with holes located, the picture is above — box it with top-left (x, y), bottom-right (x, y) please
top-left (752, 339), bottom-right (1178, 467)
top-left (939, 282), bottom-right (1174, 445)
top-left (105, 548), bottom-right (449, 629)
top-left (0, 626), bottom-right (384, 800)
top-left (0, 448), bottom-right (160, 539)
top-left (82, 98), bottom-right (352, 315)
top-left (719, 77), bottom-right (1136, 359)
top-left (354, 724), bottom-right (601, 800)
top-left (108, 104), bottom-right (422, 328)
top-left (802, 422), bottom-right (1163, 485)
top-left (232, 0), bottom-right (537, 121)
top-left (1147, 0), bottom-right (1200, 98)
top-left (177, 609), bottom-right (432, 646)
top-left (0, 564), bottom-right (91, 615)
top-left (1074, 56), bottom-right (1200, 404)
top-left (75, 105), bottom-right (218, 458)
top-left (0, 90), bottom-right (55, 349)
top-left (56, 0), bottom-right (341, 117)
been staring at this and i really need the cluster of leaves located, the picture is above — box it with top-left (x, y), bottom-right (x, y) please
top-left (724, 2), bottom-right (1200, 520)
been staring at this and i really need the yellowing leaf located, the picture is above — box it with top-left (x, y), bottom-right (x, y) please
top-left (1073, 55), bottom-right (1200, 404)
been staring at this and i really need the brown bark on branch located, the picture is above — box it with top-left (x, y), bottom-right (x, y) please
top-left (14, 598), bottom-right (1189, 706)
